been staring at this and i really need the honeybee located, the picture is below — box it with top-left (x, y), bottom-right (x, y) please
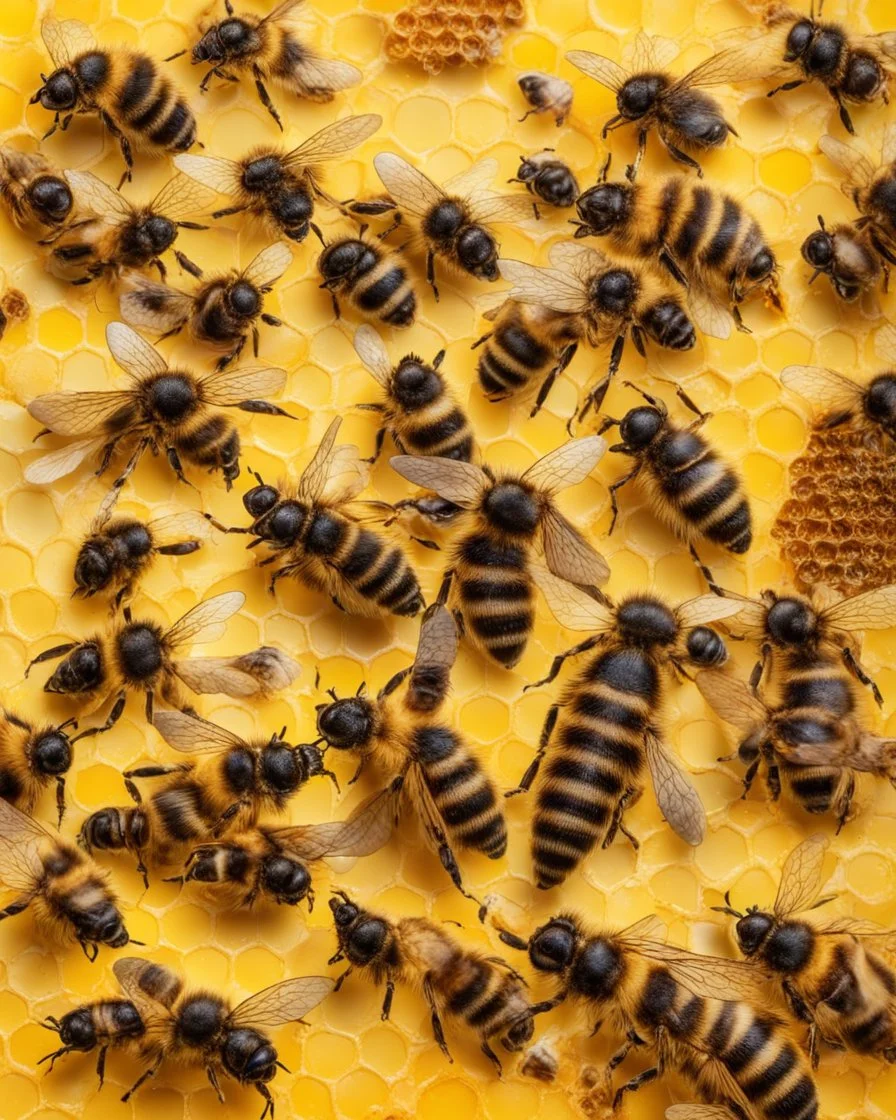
top-left (329, 893), bottom-right (534, 1070)
top-left (518, 569), bottom-right (740, 887)
top-left (111, 957), bottom-right (333, 1116)
top-left (80, 708), bottom-right (334, 884)
top-left (517, 72), bottom-right (574, 125)
top-left (169, 777), bottom-right (402, 909)
top-left (739, 0), bottom-right (896, 134)
top-left (32, 18), bottom-right (197, 186)
top-left (172, 0), bottom-right (361, 129)
top-left (509, 151), bottom-right (580, 217)
top-left (40, 999), bottom-right (144, 1085)
top-left (0, 709), bottom-right (77, 826)
top-left (472, 300), bottom-right (582, 411)
top-left (802, 127), bottom-right (896, 299)
top-left (368, 154), bottom-right (534, 299)
top-left (120, 241), bottom-right (293, 369)
top-left (567, 33), bottom-right (781, 179)
top-left (25, 590), bottom-right (300, 733)
top-left (390, 436), bottom-right (610, 669)
top-left (207, 416), bottom-right (423, 617)
top-left (498, 240), bottom-right (696, 422)
top-left (715, 835), bottom-right (896, 1066)
top-left (497, 912), bottom-right (818, 1120)
top-left (24, 321), bottom-right (292, 496)
top-left (0, 146), bottom-right (74, 235)
top-left (174, 114), bottom-right (382, 242)
top-left (315, 225), bottom-right (417, 327)
top-left (573, 171), bottom-right (781, 336)
top-left (0, 287), bottom-right (29, 341)
top-left (0, 797), bottom-right (133, 959)
top-left (599, 384), bottom-right (753, 576)
top-left (45, 170), bottom-right (213, 286)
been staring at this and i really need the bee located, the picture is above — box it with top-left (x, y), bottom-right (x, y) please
top-left (73, 507), bottom-right (208, 609)
top-left (171, 0), bottom-right (361, 130)
top-left (0, 797), bottom-right (133, 959)
top-left (110, 956), bottom-right (333, 1116)
top-left (31, 18), bottom-right (197, 186)
top-left (329, 893), bottom-right (534, 1070)
top-left (24, 321), bottom-right (292, 496)
top-left (498, 912), bottom-right (819, 1120)
top-left (566, 33), bottom-right (780, 179)
top-left (801, 127), bottom-right (896, 299)
top-left (0, 287), bottom-right (29, 341)
top-left (599, 383), bottom-right (753, 577)
top-left (80, 708), bottom-right (334, 884)
top-left (169, 777), bottom-right (402, 910)
top-left (0, 709), bottom-right (77, 826)
top-left (715, 835), bottom-right (896, 1066)
top-left (472, 299), bottom-right (582, 412)
top-left (517, 72), bottom-right (574, 125)
top-left (739, 0), bottom-right (896, 135)
top-left (390, 436), bottom-right (610, 669)
top-left (45, 170), bottom-right (213, 286)
top-left (120, 241), bottom-right (293, 369)
top-left (0, 146), bottom-right (74, 235)
top-left (509, 151), bottom-right (580, 217)
top-left (315, 225), bottom-right (417, 328)
top-left (25, 590), bottom-right (300, 734)
top-left (517, 569), bottom-right (740, 888)
top-left (498, 240), bottom-right (696, 422)
top-left (367, 154), bottom-right (533, 299)
top-left (314, 605), bottom-right (506, 904)
top-left (207, 416), bottom-right (423, 617)
top-left (174, 114), bottom-right (382, 243)
top-left (39, 999), bottom-right (144, 1085)
top-left (573, 171), bottom-right (781, 336)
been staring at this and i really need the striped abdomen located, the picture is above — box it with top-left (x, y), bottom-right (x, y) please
top-left (649, 427), bottom-right (752, 553)
top-left (305, 509), bottom-right (422, 616)
top-left (395, 393), bottom-right (473, 461)
top-left (412, 725), bottom-right (507, 857)
top-left (532, 646), bottom-right (654, 889)
top-left (477, 303), bottom-right (577, 398)
top-left (777, 756), bottom-right (855, 819)
top-left (822, 940), bottom-right (896, 1055)
top-left (436, 949), bottom-right (531, 1045)
top-left (174, 410), bottom-right (240, 473)
top-left (455, 532), bottom-right (534, 668)
top-left (345, 242), bottom-right (416, 327)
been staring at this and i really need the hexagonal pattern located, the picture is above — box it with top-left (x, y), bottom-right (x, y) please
top-left (2, 2), bottom-right (896, 1120)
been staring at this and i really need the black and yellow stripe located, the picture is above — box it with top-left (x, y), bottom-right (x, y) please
top-left (455, 534), bottom-right (534, 669)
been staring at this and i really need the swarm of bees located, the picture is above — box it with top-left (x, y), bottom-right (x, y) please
top-left (5, 2), bottom-right (896, 1118)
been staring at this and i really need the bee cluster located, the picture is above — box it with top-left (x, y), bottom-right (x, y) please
top-left (3, 2), bottom-right (896, 1119)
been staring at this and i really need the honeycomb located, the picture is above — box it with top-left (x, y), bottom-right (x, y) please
top-left (1, 2), bottom-right (896, 1120)
top-left (384, 0), bottom-right (524, 76)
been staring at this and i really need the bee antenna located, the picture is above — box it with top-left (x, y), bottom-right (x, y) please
top-left (127, 937), bottom-right (146, 947)
top-left (498, 929), bottom-right (530, 952)
top-left (310, 222), bottom-right (326, 246)
top-left (328, 687), bottom-right (339, 701)
top-left (816, 214), bottom-right (826, 231)
top-left (314, 668), bottom-right (321, 690)
top-left (711, 891), bottom-right (744, 919)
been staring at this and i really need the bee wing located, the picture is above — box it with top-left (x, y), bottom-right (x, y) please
top-left (443, 158), bottom-right (498, 197)
top-left (242, 242), bottom-right (293, 290)
top-left (198, 365), bottom-right (288, 406)
top-left (24, 436), bottom-right (109, 485)
top-left (695, 669), bottom-right (769, 732)
top-left (666, 1107), bottom-right (735, 1120)
top-left (773, 835), bottom-right (829, 918)
top-left (27, 391), bottom-right (133, 437)
top-left (676, 594), bottom-right (746, 630)
top-left (618, 914), bottom-right (666, 940)
top-left (531, 561), bottom-right (616, 633)
top-left (353, 324), bottom-right (392, 387)
top-left (283, 113), bottom-right (383, 170)
top-left (819, 919), bottom-right (896, 953)
top-left (278, 779), bottom-right (402, 862)
top-left (625, 938), bottom-right (770, 1002)
top-left (260, 0), bottom-right (304, 23)
top-left (717, 591), bottom-right (770, 634)
top-left (41, 17), bottom-right (96, 69)
top-left (687, 285), bottom-right (732, 341)
top-left (678, 39), bottom-right (793, 88)
top-left (373, 153), bottom-right (446, 220)
top-left (644, 731), bottom-right (706, 847)
top-left (63, 170), bottom-right (133, 222)
top-left (497, 259), bottom-right (590, 315)
top-left (163, 590), bottom-right (245, 650)
top-left (119, 275), bottom-right (195, 334)
top-left (0, 798), bottom-right (48, 893)
top-left (175, 648), bottom-right (300, 697)
top-left (113, 957), bottom-right (181, 1016)
top-left (467, 190), bottom-right (538, 225)
top-left (390, 455), bottom-right (488, 508)
top-left (322, 445), bottom-right (371, 505)
top-left (173, 154), bottom-right (244, 198)
top-left (875, 322), bottom-right (896, 365)
top-left (297, 416), bottom-right (342, 502)
top-left (780, 364), bottom-right (864, 415)
top-left (230, 976), bottom-right (334, 1030)
top-left (147, 510), bottom-right (212, 546)
top-left (407, 604), bottom-right (458, 712)
top-left (522, 434), bottom-right (606, 493)
top-left (282, 53), bottom-right (361, 97)
top-left (150, 173), bottom-right (218, 223)
top-left (106, 320), bottom-right (172, 382)
top-left (565, 49), bottom-right (630, 92)
top-left (541, 507), bottom-right (610, 586)
top-left (817, 134), bottom-right (876, 195)
top-left (821, 584), bottom-right (896, 632)
top-left (865, 30), bottom-right (896, 64)
top-left (629, 33), bottom-right (680, 73)
top-left (881, 121), bottom-right (896, 166)
top-left (548, 238), bottom-right (609, 281)
top-left (152, 709), bottom-right (246, 754)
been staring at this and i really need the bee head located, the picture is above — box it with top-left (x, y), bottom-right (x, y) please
top-left (261, 854), bottom-right (312, 904)
top-left (222, 1029), bottom-right (277, 1084)
top-left (843, 52), bottom-right (882, 100)
top-left (28, 175), bottom-right (73, 224)
top-left (593, 268), bottom-right (636, 314)
top-left (733, 908), bottom-right (774, 956)
top-left (801, 226), bottom-right (834, 273)
top-left (228, 280), bottom-right (261, 319)
top-left (765, 596), bottom-right (817, 647)
top-left (32, 727), bottom-right (73, 778)
top-left (37, 69), bottom-right (78, 111)
top-left (618, 405), bottom-right (663, 450)
top-left (316, 696), bottom-right (373, 750)
top-left (785, 19), bottom-right (815, 61)
top-left (138, 215), bottom-right (178, 255)
top-left (73, 539), bottom-right (114, 594)
top-left (457, 225), bottom-right (499, 280)
top-left (517, 73), bottom-right (548, 107)
top-left (193, 18), bottom-right (254, 63)
top-left (51, 1008), bottom-right (98, 1051)
top-left (329, 895), bottom-right (390, 965)
top-left (243, 481), bottom-right (280, 518)
top-left (576, 183), bottom-right (631, 234)
top-left (483, 481), bottom-right (541, 535)
top-left (392, 357), bottom-right (441, 408)
top-left (82, 899), bottom-right (130, 949)
top-left (685, 626), bottom-right (727, 668)
top-left (617, 75), bottom-right (663, 119)
top-left (866, 374), bottom-right (896, 431)
top-left (45, 643), bottom-right (103, 694)
top-left (527, 916), bottom-right (578, 973)
top-left (516, 156), bottom-right (539, 182)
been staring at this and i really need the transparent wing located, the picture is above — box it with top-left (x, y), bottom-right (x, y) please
top-left (41, 18), bottom-right (96, 69)
top-left (819, 920), bottom-right (896, 953)
top-left (283, 113), bottom-right (383, 169)
top-left (695, 669), bottom-right (768, 732)
top-left (882, 122), bottom-right (896, 167)
top-left (278, 779), bottom-right (401, 862)
top-left (199, 365), bottom-right (288, 406)
top-left (106, 320), bottom-right (171, 380)
top-left (774, 835), bottom-right (829, 917)
top-left (320, 444), bottom-right (370, 505)
top-left (0, 798), bottom-right (48, 892)
top-left (629, 32), bottom-right (679, 72)
top-left (821, 584), bottom-right (896, 631)
top-left (497, 259), bottom-right (590, 315)
top-left (119, 276), bottom-right (195, 333)
top-left (818, 134), bottom-right (876, 194)
top-left (618, 914), bottom-right (665, 940)
top-left (27, 391), bottom-right (133, 436)
top-left (624, 939), bottom-right (770, 1002)
top-left (147, 510), bottom-right (211, 547)
top-left (390, 455), bottom-right (487, 508)
top-left (407, 603), bottom-right (458, 712)
top-left (297, 417), bottom-right (343, 503)
top-left (152, 710), bottom-right (245, 754)
top-left (875, 322), bottom-right (896, 365)
top-left (548, 239), bottom-right (610, 283)
top-left (443, 158), bottom-right (498, 198)
top-left (173, 154), bottom-right (244, 198)
top-left (780, 364), bottom-right (864, 415)
top-left (523, 434), bottom-right (606, 493)
top-left (666, 1106), bottom-right (735, 1120)
top-left (286, 53), bottom-right (362, 96)
top-left (113, 958), bottom-right (181, 1017)
top-left (678, 39), bottom-right (791, 88)
top-left (151, 173), bottom-right (218, 223)
top-left (63, 170), bottom-right (133, 222)
top-left (23, 436), bottom-right (109, 484)
top-left (565, 49), bottom-right (630, 92)
top-left (531, 562), bottom-right (616, 633)
top-left (687, 285), bottom-right (732, 341)
top-left (176, 648), bottom-right (299, 697)
top-left (677, 595), bottom-right (746, 629)
top-left (164, 590), bottom-right (245, 650)
top-left (230, 976), bottom-right (334, 1029)
top-left (373, 153), bottom-right (446, 219)
top-left (353, 324), bottom-right (392, 387)
top-left (260, 0), bottom-right (304, 23)
top-left (645, 731), bottom-right (706, 847)
top-left (724, 592), bottom-right (771, 634)
top-left (541, 507), bottom-right (610, 586)
top-left (242, 242), bottom-right (293, 290)
top-left (467, 190), bottom-right (538, 225)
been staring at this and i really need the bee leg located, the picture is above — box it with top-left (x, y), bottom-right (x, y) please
top-left (600, 114), bottom-right (623, 140)
top-left (38, 1044), bottom-right (73, 1072)
top-left (381, 977), bottom-right (395, 1020)
top-left (506, 703), bottom-right (558, 797)
top-left (731, 304), bottom-right (752, 334)
top-left (429, 821), bottom-right (481, 911)
top-left (378, 665), bottom-right (412, 701)
top-left (604, 789), bottom-right (639, 850)
top-left (470, 330), bottom-right (493, 350)
top-left (767, 79), bottom-right (805, 98)
top-left (530, 342), bottom-right (578, 418)
top-left (55, 776), bottom-right (66, 828)
top-left (423, 977), bottom-right (453, 1062)
top-left (72, 692), bottom-right (128, 740)
top-left (611, 1065), bottom-right (658, 1110)
top-left (625, 131), bottom-right (649, 182)
top-left (480, 1040), bottom-right (503, 1075)
top-left (528, 991), bottom-right (568, 1016)
top-left (831, 92), bottom-right (855, 136)
top-left (426, 250), bottom-right (439, 302)
top-left (749, 644), bottom-right (771, 694)
top-left (256, 1082), bottom-right (275, 1120)
top-left (101, 116), bottom-right (133, 188)
top-left (165, 446), bottom-right (194, 489)
top-left (121, 1057), bottom-right (162, 1103)
top-left (0, 892), bottom-right (35, 921)
top-left (24, 642), bottom-right (78, 677)
top-left (840, 646), bottom-right (884, 707)
top-left (436, 568), bottom-right (455, 605)
top-left (486, 956), bottom-right (528, 986)
top-left (740, 757), bottom-right (760, 797)
top-left (251, 66), bottom-right (283, 131)
top-left (206, 1065), bottom-right (226, 1104)
top-left (173, 250), bottom-right (204, 279)
top-left (95, 1045), bottom-right (108, 1088)
top-left (526, 636), bottom-right (600, 691)
top-left (332, 965), bottom-right (353, 989)
top-left (607, 465), bottom-right (641, 535)
top-left (689, 544), bottom-right (723, 597)
top-left (211, 204), bottom-right (248, 220)
top-left (836, 771), bottom-right (856, 834)
top-left (659, 138), bottom-right (703, 178)
top-left (364, 425), bottom-right (387, 465)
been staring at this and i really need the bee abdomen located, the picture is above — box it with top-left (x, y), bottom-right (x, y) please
top-left (353, 255), bottom-right (416, 326)
top-left (658, 439), bottom-right (751, 552)
top-left (849, 1009), bottom-right (894, 1052)
top-left (177, 414), bottom-right (237, 468)
top-left (673, 186), bottom-right (713, 261)
top-left (641, 300), bottom-right (695, 351)
top-left (408, 407), bottom-right (473, 460)
top-left (478, 322), bottom-right (550, 395)
top-left (339, 526), bottom-right (422, 616)
top-left (446, 958), bottom-right (514, 1034)
top-left (784, 765), bottom-right (843, 813)
top-left (456, 534), bottom-right (533, 668)
top-left (113, 55), bottom-right (195, 151)
top-left (703, 196), bottom-right (743, 269)
top-left (780, 671), bottom-right (853, 718)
